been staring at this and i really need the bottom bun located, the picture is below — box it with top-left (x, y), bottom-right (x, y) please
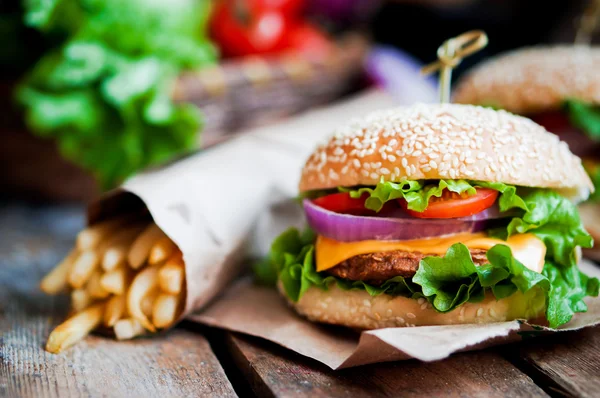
top-left (584, 248), bottom-right (600, 262)
top-left (579, 203), bottom-right (600, 262)
top-left (279, 283), bottom-right (547, 329)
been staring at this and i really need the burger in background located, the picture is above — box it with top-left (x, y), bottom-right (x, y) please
top-left (256, 103), bottom-right (598, 330)
top-left (452, 46), bottom-right (600, 259)
top-left (370, 0), bottom-right (586, 76)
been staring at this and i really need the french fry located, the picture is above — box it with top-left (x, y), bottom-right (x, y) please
top-left (141, 290), bottom-right (159, 318)
top-left (100, 268), bottom-right (128, 295)
top-left (114, 318), bottom-right (145, 340)
top-left (102, 225), bottom-right (147, 271)
top-left (87, 270), bottom-right (110, 299)
top-left (127, 264), bottom-right (160, 332)
top-left (40, 249), bottom-right (78, 294)
top-left (127, 224), bottom-right (166, 269)
top-left (158, 254), bottom-right (184, 295)
top-left (71, 289), bottom-right (91, 312)
top-left (104, 295), bottom-right (126, 327)
top-left (46, 302), bottom-right (105, 353)
top-left (148, 236), bottom-right (177, 264)
top-left (76, 218), bottom-right (129, 251)
top-left (152, 293), bottom-right (180, 329)
top-left (102, 247), bottom-right (127, 272)
top-left (68, 251), bottom-right (100, 289)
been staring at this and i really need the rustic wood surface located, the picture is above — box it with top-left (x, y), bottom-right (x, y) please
top-left (505, 327), bottom-right (600, 398)
top-left (2, 200), bottom-right (600, 398)
top-left (225, 333), bottom-right (549, 398)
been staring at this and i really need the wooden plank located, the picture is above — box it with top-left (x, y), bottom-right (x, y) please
top-left (505, 326), bottom-right (600, 398)
top-left (226, 332), bottom-right (548, 398)
top-left (0, 203), bottom-right (236, 398)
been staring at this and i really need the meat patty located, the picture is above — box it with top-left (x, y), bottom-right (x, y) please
top-left (326, 249), bottom-right (489, 284)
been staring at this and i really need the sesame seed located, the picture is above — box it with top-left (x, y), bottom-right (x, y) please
top-left (476, 308), bottom-right (484, 317)
top-left (407, 312), bottom-right (416, 319)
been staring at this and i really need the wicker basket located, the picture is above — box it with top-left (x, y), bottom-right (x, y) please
top-left (175, 34), bottom-right (368, 147)
top-left (0, 35), bottom-right (368, 202)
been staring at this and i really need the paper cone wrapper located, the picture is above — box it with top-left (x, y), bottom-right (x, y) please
top-left (86, 90), bottom-right (397, 321)
top-left (190, 260), bottom-right (600, 368)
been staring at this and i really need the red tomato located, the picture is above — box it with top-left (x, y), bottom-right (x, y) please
top-left (283, 23), bottom-right (332, 60)
top-left (210, 2), bottom-right (291, 57)
top-left (312, 192), bottom-right (370, 215)
top-left (254, 0), bottom-right (306, 16)
top-left (530, 111), bottom-right (573, 134)
top-left (399, 188), bottom-right (499, 219)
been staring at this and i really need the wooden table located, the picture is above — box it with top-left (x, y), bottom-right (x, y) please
top-left (2, 201), bottom-right (600, 398)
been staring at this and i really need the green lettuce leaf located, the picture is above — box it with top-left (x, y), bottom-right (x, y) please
top-left (487, 189), bottom-right (593, 267)
top-left (343, 179), bottom-right (525, 213)
top-left (414, 243), bottom-right (549, 312)
top-left (344, 179), bottom-right (476, 212)
top-left (565, 99), bottom-right (600, 141)
top-left (260, 228), bottom-right (598, 328)
top-left (17, 0), bottom-right (216, 189)
top-left (543, 261), bottom-right (600, 328)
top-left (473, 181), bottom-right (528, 211)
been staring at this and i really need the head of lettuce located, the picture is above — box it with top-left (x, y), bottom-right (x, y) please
top-left (16, 0), bottom-right (216, 189)
top-left (256, 103), bottom-right (598, 330)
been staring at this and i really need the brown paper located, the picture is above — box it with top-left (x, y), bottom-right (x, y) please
top-left (189, 260), bottom-right (600, 369)
top-left (85, 90), bottom-right (398, 319)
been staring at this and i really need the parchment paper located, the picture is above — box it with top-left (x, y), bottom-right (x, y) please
top-left (189, 260), bottom-right (600, 369)
top-left (84, 87), bottom-right (600, 368)
top-left (87, 90), bottom-right (399, 320)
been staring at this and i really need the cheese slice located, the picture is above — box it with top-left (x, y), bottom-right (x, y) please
top-left (316, 233), bottom-right (546, 274)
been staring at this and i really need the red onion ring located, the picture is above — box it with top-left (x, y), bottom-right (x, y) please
top-left (303, 199), bottom-right (509, 242)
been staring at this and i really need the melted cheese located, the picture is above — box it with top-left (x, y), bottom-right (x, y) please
top-left (316, 233), bottom-right (546, 274)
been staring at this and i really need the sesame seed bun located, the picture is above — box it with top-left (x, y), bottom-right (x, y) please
top-left (579, 203), bottom-right (600, 261)
top-left (453, 46), bottom-right (600, 114)
top-left (299, 103), bottom-right (593, 201)
top-left (279, 282), bottom-right (547, 329)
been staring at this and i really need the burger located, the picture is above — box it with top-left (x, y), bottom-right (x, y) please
top-left (256, 103), bottom-right (598, 330)
top-left (452, 46), bottom-right (600, 258)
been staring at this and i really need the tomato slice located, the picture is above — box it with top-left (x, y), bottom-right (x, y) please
top-left (399, 188), bottom-right (498, 219)
top-left (312, 192), bottom-right (370, 215)
top-left (530, 111), bottom-right (573, 133)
